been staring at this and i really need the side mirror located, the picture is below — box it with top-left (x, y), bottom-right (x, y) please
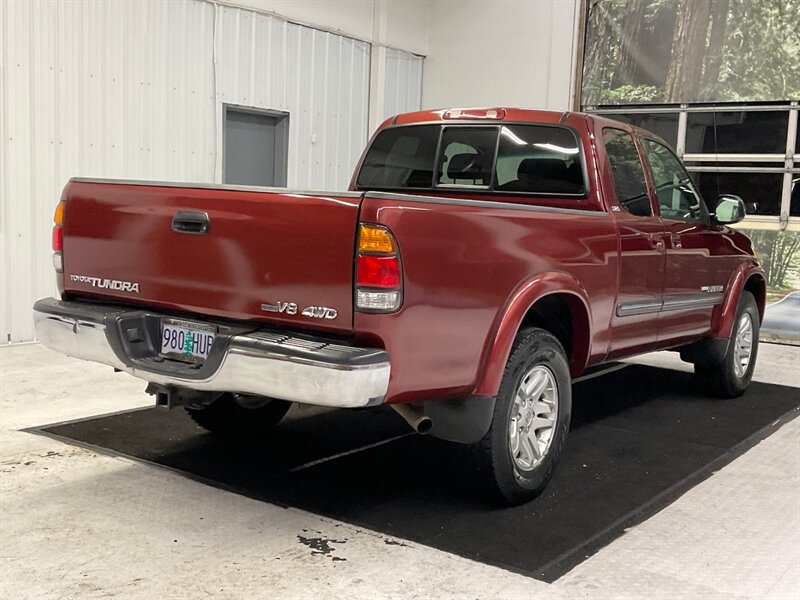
top-left (714, 194), bottom-right (746, 225)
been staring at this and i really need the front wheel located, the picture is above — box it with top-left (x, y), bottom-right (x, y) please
top-left (185, 393), bottom-right (291, 438)
top-left (474, 328), bottom-right (572, 505)
top-left (695, 291), bottom-right (759, 398)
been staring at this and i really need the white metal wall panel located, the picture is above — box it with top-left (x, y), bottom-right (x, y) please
top-left (0, 0), bottom-right (215, 344)
top-left (214, 5), bottom-right (371, 191)
top-left (0, 0), bottom-right (378, 343)
top-left (382, 48), bottom-right (423, 121)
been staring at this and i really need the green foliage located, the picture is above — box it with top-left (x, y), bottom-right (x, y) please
top-left (715, 0), bottom-right (800, 102)
top-left (600, 85), bottom-right (662, 104)
top-left (744, 229), bottom-right (800, 291)
top-left (582, 0), bottom-right (800, 105)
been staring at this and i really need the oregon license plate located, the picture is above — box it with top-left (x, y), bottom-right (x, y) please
top-left (160, 318), bottom-right (216, 363)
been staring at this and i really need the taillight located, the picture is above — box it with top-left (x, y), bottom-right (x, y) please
top-left (355, 224), bottom-right (402, 312)
top-left (52, 201), bottom-right (65, 272)
top-left (51, 226), bottom-right (63, 252)
top-left (357, 255), bottom-right (400, 288)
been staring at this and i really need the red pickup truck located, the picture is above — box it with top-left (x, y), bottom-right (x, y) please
top-left (35, 108), bottom-right (764, 504)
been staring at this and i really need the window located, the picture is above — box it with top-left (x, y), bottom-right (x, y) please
top-left (357, 124), bottom-right (586, 196)
top-left (223, 105), bottom-right (289, 187)
top-left (590, 104), bottom-right (799, 220)
top-left (605, 113), bottom-right (680, 150)
top-left (685, 111), bottom-right (788, 155)
top-left (356, 125), bottom-right (439, 189)
top-left (691, 169), bottom-right (784, 216)
top-left (644, 138), bottom-right (709, 224)
top-left (494, 125), bottom-right (584, 194)
top-left (602, 128), bottom-right (651, 217)
top-left (795, 123), bottom-right (799, 152)
top-left (436, 127), bottom-right (496, 188)
top-left (680, 108), bottom-right (796, 218)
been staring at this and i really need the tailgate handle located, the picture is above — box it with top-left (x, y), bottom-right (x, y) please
top-left (172, 211), bottom-right (210, 234)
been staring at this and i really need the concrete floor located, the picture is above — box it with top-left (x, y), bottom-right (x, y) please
top-left (1, 342), bottom-right (798, 599)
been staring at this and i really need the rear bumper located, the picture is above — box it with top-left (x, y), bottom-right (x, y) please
top-left (33, 298), bottom-right (390, 408)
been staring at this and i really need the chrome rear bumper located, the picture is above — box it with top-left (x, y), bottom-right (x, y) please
top-left (33, 298), bottom-right (390, 408)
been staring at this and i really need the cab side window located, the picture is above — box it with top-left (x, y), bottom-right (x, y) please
top-left (643, 138), bottom-right (709, 224)
top-left (602, 128), bottom-right (651, 217)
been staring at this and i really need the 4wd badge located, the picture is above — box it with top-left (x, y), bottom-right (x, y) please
top-left (301, 306), bottom-right (338, 319)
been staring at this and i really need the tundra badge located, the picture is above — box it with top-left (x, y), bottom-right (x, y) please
top-left (71, 274), bottom-right (140, 293)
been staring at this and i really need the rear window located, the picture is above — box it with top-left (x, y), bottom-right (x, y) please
top-left (437, 127), bottom-right (496, 188)
top-left (357, 125), bottom-right (439, 189)
top-left (356, 124), bottom-right (586, 196)
top-left (494, 125), bottom-right (584, 194)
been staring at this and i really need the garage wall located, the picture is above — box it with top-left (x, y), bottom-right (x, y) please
top-left (423, 0), bottom-right (581, 110)
top-left (382, 49), bottom-right (425, 122)
top-left (213, 4), bottom-right (371, 191)
top-left (0, 0), bottom-right (421, 344)
top-left (1, 0), bottom-right (582, 344)
top-left (223, 0), bottom-right (429, 55)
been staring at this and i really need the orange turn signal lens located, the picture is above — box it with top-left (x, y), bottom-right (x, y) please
top-left (358, 225), bottom-right (396, 254)
top-left (54, 201), bottom-right (65, 226)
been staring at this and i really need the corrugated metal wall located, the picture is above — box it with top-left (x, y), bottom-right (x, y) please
top-left (382, 48), bottom-right (424, 121)
top-left (0, 0), bottom-right (420, 344)
top-left (0, 0), bottom-right (216, 344)
top-left (214, 4), bottom-right (371, 191)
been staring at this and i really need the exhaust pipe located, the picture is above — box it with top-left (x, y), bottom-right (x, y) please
top-left (391, 403), bottom-right (432, 434)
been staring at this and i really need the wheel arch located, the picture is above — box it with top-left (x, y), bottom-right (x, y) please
top-left (473, 273), bottom-right (593, 397)
top-left (743, 273), bottom-right (766, 322)
top-left (713, 262), bottom-right (766, 339)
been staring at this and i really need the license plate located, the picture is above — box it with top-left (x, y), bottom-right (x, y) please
top-left (160, 318), bottom-right (216, 363)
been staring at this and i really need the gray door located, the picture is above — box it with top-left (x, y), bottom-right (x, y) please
top-left (224, 106), bottom-right (289, 187)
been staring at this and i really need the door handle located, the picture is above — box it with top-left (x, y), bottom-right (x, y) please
top-left (671, 234), bottom-right (682, 249)
top-left (172, 211), bottom-right (210, 234)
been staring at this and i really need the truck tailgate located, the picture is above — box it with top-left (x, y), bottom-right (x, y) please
top-left (61, 180), bottom-right (361, 333)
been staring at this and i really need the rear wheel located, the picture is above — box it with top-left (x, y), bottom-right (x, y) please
top-left (474, 328), bottom-right (572, 505)
top-left (185, 393), bottom-right (291, 438)
top-left (694, 291), bottom-right (759, 398)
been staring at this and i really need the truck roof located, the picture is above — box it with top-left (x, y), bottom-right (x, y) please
top-left (388, 107), bottom-right (574, 127)
top-left (385, 107), bottom-right (649, 138)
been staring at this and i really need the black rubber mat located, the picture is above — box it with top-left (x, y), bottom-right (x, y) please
top-left (33, 365), bottom-right (799, 582)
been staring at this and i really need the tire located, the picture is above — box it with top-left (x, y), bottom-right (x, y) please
top-left (474, 328), bottom-right (572, 505)
top-left (185, 393), bottom-right (291, 438)
top-left (695, 291), bottom-right (759, 398)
